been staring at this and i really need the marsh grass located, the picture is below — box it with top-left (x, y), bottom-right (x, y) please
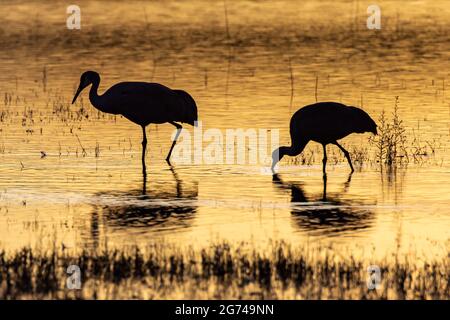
top-left (0, 241), bottom-right (447, 299)
top-left (370, 97), bottom-right (408, 167)
top-left (369, 97), bottom-right (438, 168)
top-left (95, 142), bottom-right (100, 158)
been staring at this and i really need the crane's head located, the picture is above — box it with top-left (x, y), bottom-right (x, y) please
top-left (174, 90), bottom-right (198, 127)
top-left (271, 146), bottom-right (288, 173)
top-left (72, 71), bottom-right (100, 104)
top-left (349, 107), bottom-right (378, 135)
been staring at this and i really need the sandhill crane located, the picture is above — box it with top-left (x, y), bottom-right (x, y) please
top-left (271, 102), bottom-right (377, 175)
top-left (72, 71), bottom-right (198, 176)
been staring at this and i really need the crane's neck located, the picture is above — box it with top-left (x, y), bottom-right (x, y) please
top-left (271, 145), bottom-right (303, 171)
top-left (283, 145), bottom-right (303, 157)
top-left (88, 79), bottom-right (115, 114)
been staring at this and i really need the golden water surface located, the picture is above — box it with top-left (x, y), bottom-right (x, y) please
top-left (0, 1), bottom-right (449, 262)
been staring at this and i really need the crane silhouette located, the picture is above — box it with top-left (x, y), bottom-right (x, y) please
top-left (271, 102), bottom-right (377, 175)
top-left (72, 71), bottom-right (198, 176)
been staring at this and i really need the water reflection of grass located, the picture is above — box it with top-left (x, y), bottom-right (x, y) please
top-left (0, 241), bottom-right (447, 299)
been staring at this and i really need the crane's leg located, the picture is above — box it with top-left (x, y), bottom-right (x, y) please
top-left (141, 125), bottom-right (148, 182)
top-left (166, 121), bottom-right (182, 164)
top-left (333, 141), bottom-right (354, 172)
top-left (322, 173), bottom-right (328, 201)
top-left (342, 171), bottom-right (353, 193)
top-left (322, 143), bottom-right (327, 176)
top-left (169, 164), bottom-right (182, 198)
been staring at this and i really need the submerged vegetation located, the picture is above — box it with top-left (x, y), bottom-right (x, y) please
top-left (0, 241), bottom-right (448, 299)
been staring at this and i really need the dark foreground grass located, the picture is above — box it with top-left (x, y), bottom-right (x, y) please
top-left (0, 241), bottom-right (448, 299)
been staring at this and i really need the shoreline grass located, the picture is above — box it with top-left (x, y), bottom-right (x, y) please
top-left (0, 241), bottom-right (447, 299)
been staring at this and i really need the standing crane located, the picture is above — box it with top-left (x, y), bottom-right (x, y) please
top-left (72, 71), bottom-right (198, 176)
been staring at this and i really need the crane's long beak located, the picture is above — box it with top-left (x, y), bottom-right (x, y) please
top-left (72, 84), bottom-right (84, 104)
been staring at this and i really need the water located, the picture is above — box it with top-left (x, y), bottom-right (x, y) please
top-left (0, 0), bottom-right (449, 262)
